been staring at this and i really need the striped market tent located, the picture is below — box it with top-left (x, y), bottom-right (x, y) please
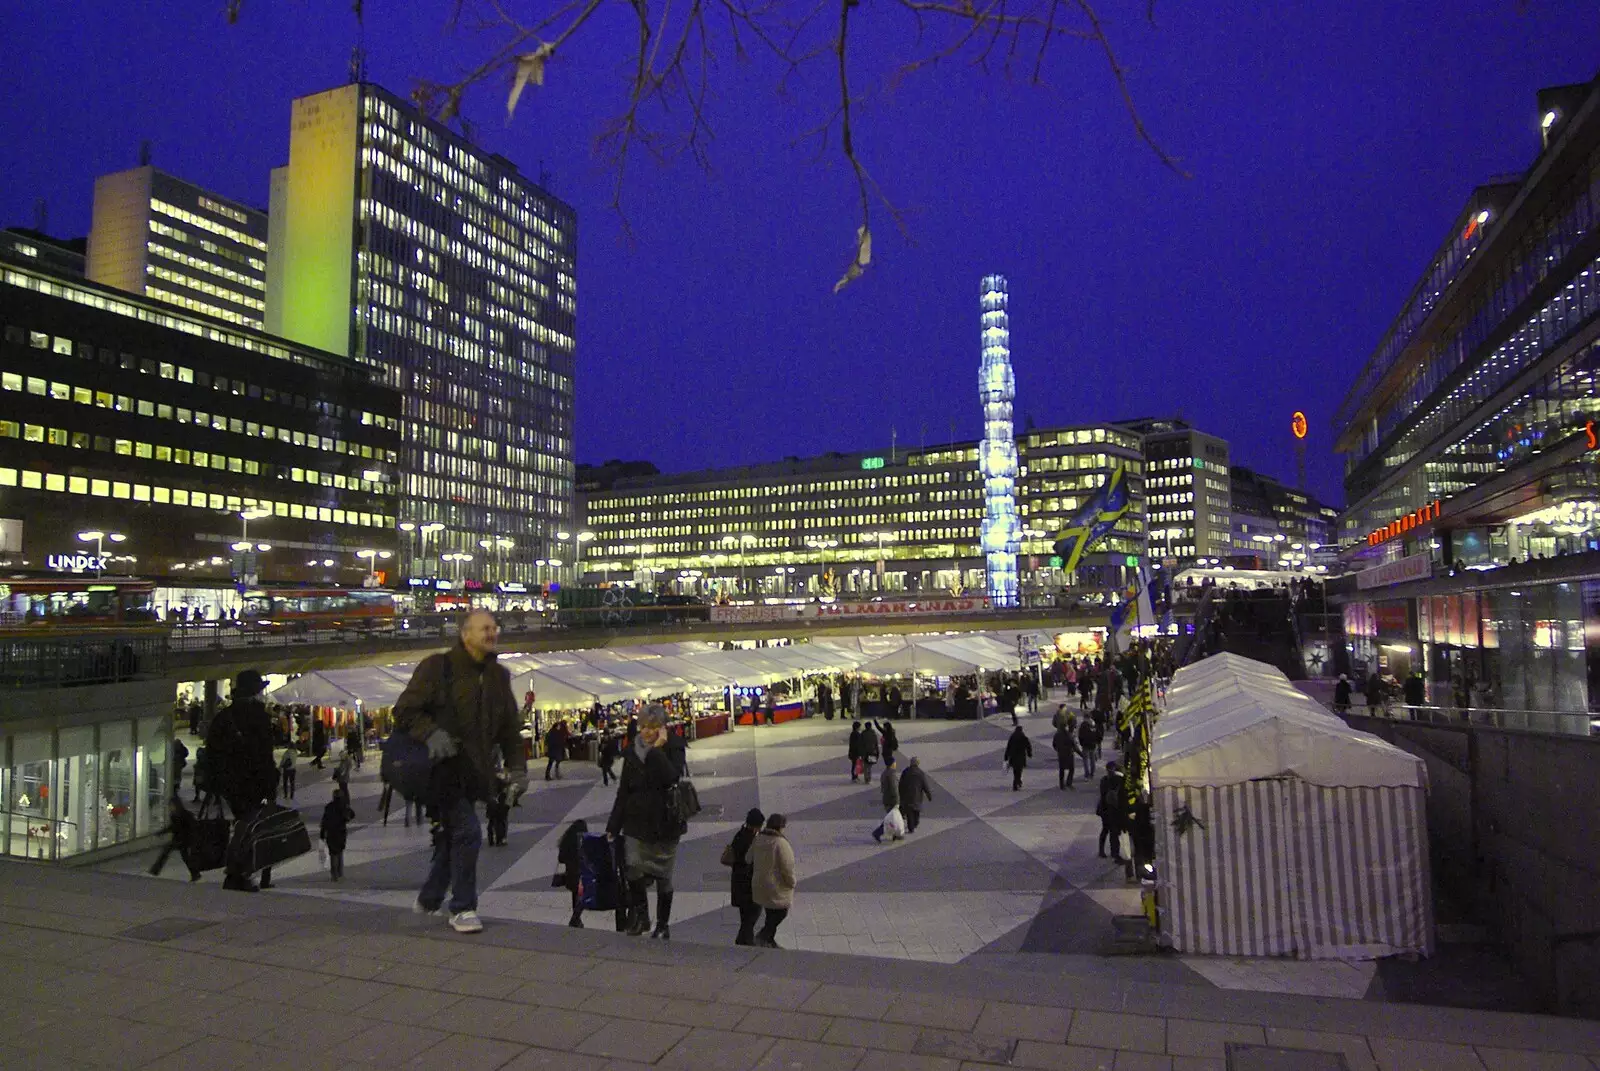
top-left (1151, 659), bottom-right (1433, 960)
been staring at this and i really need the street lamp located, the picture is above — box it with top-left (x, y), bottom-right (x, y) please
top-left (356, 548), bottom-right (392, 586)
top-left (76, 530), bottom-right (126, 577)
top-left (870, 531), bottom-right (897, 592)
top-left (441, 552), bottom-right (473, 586)
top-left (478, 537), bottom-right (514, 584)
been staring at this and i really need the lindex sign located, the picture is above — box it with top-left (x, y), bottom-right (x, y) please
top-left (47, 553), bottom-right (107, 573)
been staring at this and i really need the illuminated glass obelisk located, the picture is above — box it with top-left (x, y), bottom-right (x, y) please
top-left (979, 274), bottom-right (1021, 607)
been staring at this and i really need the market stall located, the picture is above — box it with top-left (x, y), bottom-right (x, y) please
top-left (1152, 661), bottom-right (1432, 961)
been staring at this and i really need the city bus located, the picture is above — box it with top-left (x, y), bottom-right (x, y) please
top-left (0, 576), bottom-right (163, 631)
top-left (238, 587), bottom-right (397, 632)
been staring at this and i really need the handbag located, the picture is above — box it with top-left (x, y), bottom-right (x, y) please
top-left (720, 839), bottom-right (738, 867)
top-left (189, 797), bottom-right (231, 872)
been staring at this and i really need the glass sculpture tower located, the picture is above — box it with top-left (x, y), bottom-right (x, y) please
top-left (979, 273), bottom-right (1020, 607)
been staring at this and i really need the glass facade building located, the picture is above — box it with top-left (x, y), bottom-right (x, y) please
top-left (88, 167), bottom-right (269, 330)
top-left (579, 423), bottom-right (1145, 599)
top-left (1120, 418), bottom-right (1232, 562)
top-left (0, 259), bottom-right (402, 585)
top-left (268, 83), bottom-right (577, 590)
top-left (1333, 71), bottom-right (1600, 715)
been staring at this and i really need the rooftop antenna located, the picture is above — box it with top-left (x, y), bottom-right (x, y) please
top-left (890, 425), bottom-right (897, 465)
top-left (349, 43), bottom-right (368, 84)
top-left (32, 198), bottom-right (46, 233)
top-left (138, 140), bottom-right (152, 167)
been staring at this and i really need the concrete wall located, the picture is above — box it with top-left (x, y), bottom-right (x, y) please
top-left (1343, 714), bottom-right (1600, 1018)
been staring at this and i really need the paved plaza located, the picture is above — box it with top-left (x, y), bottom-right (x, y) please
top-left (101, 704), bottom-right (1519, 1004)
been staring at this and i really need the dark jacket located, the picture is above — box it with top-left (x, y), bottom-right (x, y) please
top-left (1098, 771), bottom-right (1125, 824)
top-left (860, 728), bottom-right (880, 760)
top-left (847, 727), bottom-right (863, 760)
top-left (598, 735), bottom-right (620, 769)
top-left (730, 824), bottom-right (759, 908)
top-left (319, 797), bottom-right (349, 852)
top-left (204, 694), bottom-right (278, 812)
top-left (393, 644), bottom-right (526, 804)
top-left (606, 743), bottom-right (681, 844)
top-left (1052, 727), bottom-right (1079, 759)
top-left (544, 723), bottom-right (566, 761)
top-left (880, 765), bottom-right (900, 810)
top-left (1004, 729), bottom-right (1033, 768)
top-left (898, 765), bottom-right (932, 809)
top-left (664, 730), bottom-right (689, 777)
top-left (1333, 679), bottom-right (1353, 706)
top-left (879, 723), bottom-right (899, 756)
top-left (1077, 719), bottom-right (1099, 752)
top-left (557, 822), bottom-right (586, 892)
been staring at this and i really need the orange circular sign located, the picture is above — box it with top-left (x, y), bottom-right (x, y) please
top-left (1291, 411), bottom-right (1308, 440)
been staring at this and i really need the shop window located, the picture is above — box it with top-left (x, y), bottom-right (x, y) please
top-left (7, 730), bottom-right (53, 859)
top-left (136, 717), bottom-right (168, 838)
top-left (98, 721), bottom-right (135, 849)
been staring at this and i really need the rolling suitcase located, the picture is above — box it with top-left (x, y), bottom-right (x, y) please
top-left (578, 832), bottom-right (619, 911)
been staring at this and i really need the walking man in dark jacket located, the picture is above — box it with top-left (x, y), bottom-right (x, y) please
top-left (897, 756), bottom-right (933, 833)
top-left (206, 669), bottom-right (279, 892)
top-left (320, 789), bottom-right (350, 880)
top-left (393, 610), bottom-right (528, 935)
top-left (1052, 722), bottom-right (1080, 789)
top-left (1097, 761), bottom-right (1126, 862)
top-left (1004, 725), bottom-right (1033, 791)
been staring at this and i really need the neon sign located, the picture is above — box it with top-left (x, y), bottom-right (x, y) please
top-left (860, 457), bottom-right (884, 470)
top-left (1291, 411), bottom-right (1308, 440)
top-left (1365, 500), bottom-right (1442, 547)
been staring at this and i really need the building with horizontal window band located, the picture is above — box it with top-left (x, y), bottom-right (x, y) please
top-left (0, 259), bottom-right (403, 589)
top-left (1332, 70), bottom-right (1600, 716)
top-left (578, 423), bottom-right (1148, 600)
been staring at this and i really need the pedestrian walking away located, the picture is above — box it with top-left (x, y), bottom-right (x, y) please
top-left (393, 610), bottom-right (528, 935)
top-left (1004, 724), bottom-right (1033, 791)
top-left (1097, 761), bottom-right (1127, 863)
top-left (486, 786), bottom-right (511, 847)
top-left (750, 813), bottom-right (796, 948)
top-left (1052, 721), bottom-right (1080, 789)
top-left (205, 669), bottom-right (280, 893)
top-left (606, 703), bottom-right (683, 940)
top-left (544, 720), bottom-right (567, 780)
top-left (897, 756), bottom-right (933, 833)
top-left (598, 731), bottom-right (620, 786)
top-left (278, 746), bottom-right (297, 800)
top-left (1333, 673), bottom-right (1352, 713)
top-left (859, 720), bottom-right (880, 784)
top-left (149, 796), bottom-right (201, 881)
top-left (847, 721), bottom-right (863, 782)
top-left (1078, 716), bottom-right (1100, 780)
top-left (871, 756), bottom-right (900, 843)
top-left (556, 819), bottom-right (589, 927)
top-left (723, 807), bottom-right (765, 945)
top-left (320, 789), bottom-right (350, 881)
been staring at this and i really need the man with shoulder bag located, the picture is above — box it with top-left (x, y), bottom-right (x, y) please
top-left (393, 610), bottom-right (528, 935)
top-left (205, 669), bottom-right (288, 892)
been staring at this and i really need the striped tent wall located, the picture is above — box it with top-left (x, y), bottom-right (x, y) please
top-left (1156, 779), bottom-right (1433, 959)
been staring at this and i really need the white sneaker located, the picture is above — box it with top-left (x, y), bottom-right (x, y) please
top-left (413, 899), bottom-right (444, 917)
top-left (449, 910), bottom-right (484, 934)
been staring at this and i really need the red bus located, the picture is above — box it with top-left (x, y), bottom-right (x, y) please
top-left (0, 576), bottom-right (162, 632)
top-left (239, 587), bottom-right (397, 631)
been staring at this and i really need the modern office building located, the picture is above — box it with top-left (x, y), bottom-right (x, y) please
top-left (1118, 417), bottom-right (1232, 564)
top-left (87, 167), bottom-right (268, 329)
top-left (266, 83), bottom-right (577, 589)
top-left (0, 257), bottom-right (402, 589)
top-left (1228, 464), bottom-right (1338, 567)
top-left (1332, 70), bottom-right (1600, 713)
top-left (578, 423), bottom-right (1145, 599)
top-left (1, 228), bottom-right (85, 279)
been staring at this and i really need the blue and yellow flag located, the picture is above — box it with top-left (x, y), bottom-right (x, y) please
top-left (1052, 466), bottom-right (1131, 574)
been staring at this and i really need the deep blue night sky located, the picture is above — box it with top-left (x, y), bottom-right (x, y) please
top-left (3, 3), bottom-right (1596, 506)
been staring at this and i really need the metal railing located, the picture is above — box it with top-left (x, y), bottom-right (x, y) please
top-left (0, 631), bottom-right (169, 689)
top-left (1344, 701), bottom-right (1596, 737)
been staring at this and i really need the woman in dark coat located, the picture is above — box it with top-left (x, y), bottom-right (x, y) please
top-left (1004, 725), bottom-right (1033, 791)
top-left (847, 722), bottom-right (863, 781)
top-left (606, 704), bottom-right (682, 939)
top-left (728, 807), bottom-right (765, 945)
top-left (859, 720), bottom-right (880, 783)
top-left (320, 788), bottom-right (349, 881)
top-left (877, 720), bottom-right (898, 763)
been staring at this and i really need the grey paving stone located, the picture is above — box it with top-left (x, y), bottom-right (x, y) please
top-left (820, 1015), bottom-right (922, 1052)
top-left (1165, 1019), bottom-right (1266, 1058)
top-left (1474, 1049), bottom-right (1595, 1071)
top-left (499, 1046), bottom-right (654, 1070)
top-left (798, 983), bottom-right (896, 1019)
top-left (1070, 1010), bottom-right (1167, 1054)
top-left (505, 979), bottom-right (600, 1009)
top-left (424, 995), bottom-right (608, 1049)
top-left (884, 991), bottom-right (987, 1030)
top-left (658, 1026), bottom-right (777, 1071)
top-left (1011, 1040), bottom-right (1117, 1071)
top-left (575, 1018), bottom-right (691, 1063)
top-left (119, 916), bottom-right (220, 943)
top-left (914, 1028), bottom-right (1016, 1063)
top-left (1227, 1045), bottom-right (1349, 1071)
top-left (751, 1038), bottom-right (868, 1071)
top-left (1114, 1053), bottom-right (1173, 1071)
top-left (1171, 1059), bottom-right (1224, 1071)
top-left (737, 1006), bottom-right (837, 1041)
top-left (351, 983), bottom-right (466, 1025)
top-left (329, 1021), bottom-right (451, 1065)
top-left (397, 1032), bottom-right (529, 1071)
top-left (1368, 1037), bottom-right (1487, 1071)
top-left (0, 1044), bottom-right (102, 1071)
top-left (438, 968), bottom-right (529, 1000)
top-left (975, 1001), bottom-right (1074, 1044)
top-left (1262, 1030), bottom-right (1376, 1071)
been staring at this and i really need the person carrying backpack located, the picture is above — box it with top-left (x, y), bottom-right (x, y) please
top-left (278, 746), bottom-right (297, 800)
top-left (606, 703), bottom-right (682, 939)
top-left (205, 669), bottom-right (279, 892)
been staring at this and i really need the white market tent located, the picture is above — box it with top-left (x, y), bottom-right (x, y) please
top-left (856, 641), bottom-right (986, 677)
top-left (266, 665), bottom-right (412, 707)
top-left (1152, 654), bottom-right (1433, 961)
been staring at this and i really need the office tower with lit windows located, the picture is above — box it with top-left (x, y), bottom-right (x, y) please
top-left (978, 274), bottom-right (1021, 607)
top-left (1118, 417), bottom-right (1232, 564)
top-left (87, 167), bottom-right (268, 329)
top-left (267, 83), bottom-right (577, 588)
